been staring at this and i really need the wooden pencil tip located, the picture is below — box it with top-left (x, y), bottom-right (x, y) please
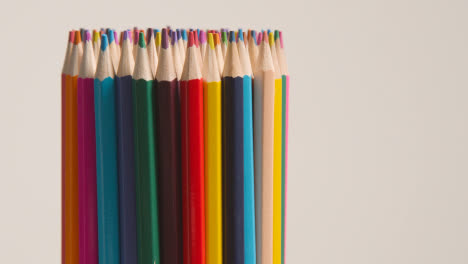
top-left (85, 30), bottom-right (91, 42)
top-left (108, 29), bottom-right (115, 43)
top-left (193, 30), bottom-right (199, 47)
top-left (221, 31), bottom-right (228, 43)
top-left (182, 29), bottom-right (187, 40)
top-left (238, 29), bottom-right (244, 42)
top-left (74, 30), bottom-right (81, 44)
top-left (199, 30), bottom-right (206, 44)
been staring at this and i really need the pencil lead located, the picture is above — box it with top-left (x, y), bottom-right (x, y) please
top-left (229, 31), bottom-right (235, 43)
top-left (85, 30), bottom-right (92, 42)
top-left (177, 29), bottom-right (181, 39)
top-left (188, 31), bottom-right (195, 47)
top-left (221, 31), bottom-right (227, 44)
top-left (269, 32), bottom-right (274, 45)
top-left (69, 30), bottom-right (75, 43)
top-left (200, 30), bottom-right (206, 44)
top-left (171, 30), bottom-right (178, 45)
top-left (162, 28), bottom-right (169, 49)
top-left (193, 30), bottom-right (199, 47)
top-left (263, 30), bottom-right (268, 43)
top-left (123, 30), bottom-right (129, 41)
top-left (274, 30), bottom-right (280, 40)
top-left (74, 30), bottom-right (81, 44)
top-left (93, 30), bottom-right (99, 42)
top-left (207, 33), bottom-right (214, 49)
top-left (182, 29), bottom-right (188, 40)
top-left (138, 32), bottom-right (146, 48)
top-left (238, 29), bottom-right (244, 42)
top-left (108, 30), bottom-right (115, 43)
top-left (114, 30), bottom-right (119, 45)
top-left (101, 34), bottom-right (108, 51)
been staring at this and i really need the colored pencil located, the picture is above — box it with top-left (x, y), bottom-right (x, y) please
top-left (213, 33), bottom-right (224, 76)
top-left (180, 31), bottom-right (205, 264)
top-left (132, 32), bottom-right (161, 264)
top-left (238, 29), bottom-right (256, 264)
top-left (61, 30), bottom-right (74, 264)
top-left (193, 30), bottom-right (204, 71)
top-left (172, 30), bottom-right (183, 80)
top-left (77, 30), bottom-right (98, 264)
top-left (147, 28), bottom-right (159, 78)
top-left (132, 28), bottom-right (139, 59)
top-left (222, 31), bottom-right (246, 264)
top-left (115, 30), bottom-right (138, 264)
top-left (155, 28), bottom-right (183, 264)
top-left (94, 34), bottom-right (120, 264)
top-left (269, 31), bottom-right (283, 264)
top-left (202, 32), bottom-right (223, 264)
top-left (181, 29), bottom-right (188, 50)
top-left (64, 30), bottom-right (82, 264)
top-left (275, 30), bottom-right (289, 264)
top-left (253, 31), bottom-right (275, 264)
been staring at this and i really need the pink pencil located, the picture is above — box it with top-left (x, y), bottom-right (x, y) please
top-left (77, 30), bottom-right (98, 264)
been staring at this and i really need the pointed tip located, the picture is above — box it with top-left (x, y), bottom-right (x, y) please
top-left (238, 29), bottom-right (244, 42)
top-left (68, 31), bottom-right (75, 43)
top-left (85, 30), bottom-right (91, 42)
top-left (101, 34), bottom-right (109, 51)
top-left (229, 31), bottom-right (235, 43)
top-left (114, 31), bottom-right (119, 45)
top-left (221, 31), bottom-right (227, 43)
top-left (108, 30), bottom-right (115, 43)
top-left (171, 31), bottom-right (177, 45)
top-left (274, 30), bottom-right (280, 40)
top-left (162, 28), bottom-right (169, 49)
top-left (214, 32), bottom-right (220, 45)
top-left (269, 32), bottom-right (274, 46)
top-left (193, 30), bottom-right (199, 47)
top-left (177, 29), bottom-right (181, 39)
top-left (182, 29), bottom-right (188, 40)
top-left (188, 31), bottom-right (195, 47)
top-left (74, 30), bottom-right (81, 44)
top-left (207, 33), bottom-right (215, 49)
top-left (263, 31), bottom-right (268, 43)
top-left (93, 30), bottom-right (100, 42)
top-left (200, 30), bottom-right (206, 44)
top-left (138, 32), bottom-right (146, 48)
top-left (123, 30), bottom-right (129, 41)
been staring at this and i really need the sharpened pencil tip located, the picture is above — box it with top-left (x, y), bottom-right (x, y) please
top-left (208, 33), bottom-right (214, 50)
top-left (93, 30), bottom-right (100, 42)
top-left (188, 31), bottom-right (195, 47)
top-left (123, 30), bottom-right (129, 41)
top-left (200, 30), bottom-right (206, 44)
top-left (279, 31), bottom-right (284, 48)
top-left (269, 32), bottom-right (274, 46)
top-left (138, 32), bottom-right (146, 48)
top-left (108, 30), bottom-right (115, 43)
top-left (263, 31), bottom-right (268, 43)
top-left (85, 30), bottom-right (91, 42)
top-left (229, 31), bottom-right (235, 43)
top-left (221, 31), bottom-right (227, 43)
top-left (238, 29), bottom-right (244, 42)
top-left (101, 34), bottom-right (108, 51)
top-left (74, 30), bottom-right (81, 44)
top-left (171, 31), bottom-right (177, 45)
top-left (182, 29), bottom-right (187, 40)
top-left (68, 31), bottom-right (75, 43)
top-left (162, 28), bottom-right (169, 49)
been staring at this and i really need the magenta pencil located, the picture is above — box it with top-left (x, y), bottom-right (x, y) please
top-left (77, 30), bottom-right (98, 264)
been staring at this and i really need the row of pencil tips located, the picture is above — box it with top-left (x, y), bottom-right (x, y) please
top-left (62, 27), bottom-right (288, 81)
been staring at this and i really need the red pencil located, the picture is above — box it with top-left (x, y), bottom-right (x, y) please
top-left (180, 31), bottom-right (205, 264)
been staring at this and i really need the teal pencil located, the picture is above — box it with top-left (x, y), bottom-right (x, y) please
top-left (94, 34), bottom-right (120, 264)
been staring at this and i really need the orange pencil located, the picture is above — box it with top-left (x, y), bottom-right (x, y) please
top-left (64, 30), bottom-right (82, 264)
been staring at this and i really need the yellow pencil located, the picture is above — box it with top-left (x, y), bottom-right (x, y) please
top-left (203, 32), bottom-right (223, 264)
top-left (270, 31), bottom-right (283, 264)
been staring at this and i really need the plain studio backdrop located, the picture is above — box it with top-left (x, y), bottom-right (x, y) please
top-left (1, 0), bottom-right (468, 263)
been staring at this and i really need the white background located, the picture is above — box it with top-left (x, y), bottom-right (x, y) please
top-left (1, 0), bottom-right (468, 263)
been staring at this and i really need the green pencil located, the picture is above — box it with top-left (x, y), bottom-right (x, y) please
top-left (132, 32), bottom-right (160, 264)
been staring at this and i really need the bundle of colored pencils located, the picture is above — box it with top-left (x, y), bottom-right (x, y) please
top-left (61, 27), bottom-right (289, 264)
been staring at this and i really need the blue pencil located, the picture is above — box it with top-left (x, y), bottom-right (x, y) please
top-left (115, 30), bottom-right (137, 264)
top-left (94, 34), bottom-right (120, 264)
